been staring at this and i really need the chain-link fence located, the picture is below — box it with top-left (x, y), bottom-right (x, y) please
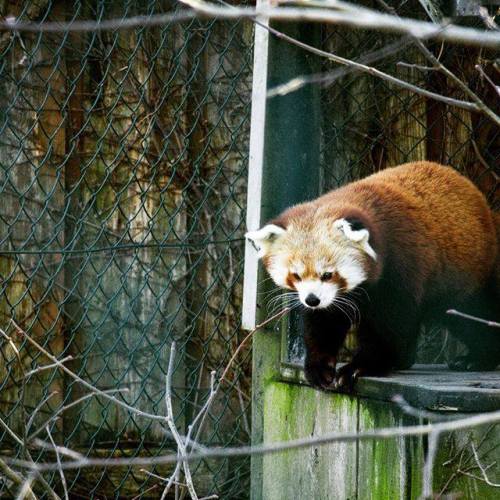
top-left (0, 0), bottom-right (498, 498)
top-left (0, 1), bottom-right (252, 498)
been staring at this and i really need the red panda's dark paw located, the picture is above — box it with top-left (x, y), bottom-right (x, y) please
top-left (333, 363), bottom-right (363, 393)
top-left (304, 354), bottom-right (337, 390)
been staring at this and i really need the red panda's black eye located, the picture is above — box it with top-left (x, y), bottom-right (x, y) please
top-left (321, 272), bottom-right (333, 281)
top-left (292, 273), bottom-right (301, 281)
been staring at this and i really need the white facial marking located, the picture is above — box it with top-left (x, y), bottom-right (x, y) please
top-left (333, 218), bottom-right (377, 261)
top-left (245, 224), bottom-right (286, 257)
top-left (337, 257), bottom-right (367, 290)
top-left (290, 262), bottom-right (305, 276)
top-left (296, 279), bottom-right (339, 309)
top-left (315, 259), bottom-right (331, 275)
top-left (267, 255), bottom-right (290, 289)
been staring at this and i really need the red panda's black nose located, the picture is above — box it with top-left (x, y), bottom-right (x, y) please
top-left (305, 294), bottom-right (320, 307)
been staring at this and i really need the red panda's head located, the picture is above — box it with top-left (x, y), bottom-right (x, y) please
top-left (246, 214), bottom-right (378, 310)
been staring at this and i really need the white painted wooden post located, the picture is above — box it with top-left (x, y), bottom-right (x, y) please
top-left (242, 5), bottom-right (270, 330)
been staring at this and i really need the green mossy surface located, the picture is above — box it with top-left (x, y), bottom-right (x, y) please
top-left (262, 382), bottom-right (357, 500)
top-left (258, 382), bottom-right (500, 500)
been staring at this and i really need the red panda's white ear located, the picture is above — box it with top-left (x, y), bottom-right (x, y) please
top-left (245, 224), bottom-right (286, 258)
top-left (333, 218), bottom-right (377, 261)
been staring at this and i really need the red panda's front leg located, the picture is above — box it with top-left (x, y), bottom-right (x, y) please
top-left (334, 311), bottom-right (420, 391)
top-left (303, 308), bottom-right (351, 390)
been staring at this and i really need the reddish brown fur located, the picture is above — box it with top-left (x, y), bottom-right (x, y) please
top-left (331, 271), bottom-right (347, 291)
top-left (268, 161), bottom-right (499, 387)
top-left (273, 161), bottom-right (497, 303)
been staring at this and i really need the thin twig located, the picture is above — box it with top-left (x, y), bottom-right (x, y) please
top-left (220, 307), bottom-right (291, 384)
top-left (26, 391), bottom-right (59, 434)
top-left (131, 483), bottom-right (159, 500)
top-left (471, 442), bottom-right (500, 487)
top-left (475, 64), bottom-right (500, 98)
top-left (392, 395), bottom-right (452, 421)
top-left (0, 1), bottom-right (498, 48)
top-left (447, 309), bottom-right (500, 328)
top-left (29, 388), bottom-right (129, 441)
top-left (24, 356), bottom-right (73, 378)
top-left (10, 320), bottom-right (176, 423)
top-left (45, 426), bottom-right (70, 500)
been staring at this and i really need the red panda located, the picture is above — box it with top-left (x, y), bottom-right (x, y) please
top-left (246, 161), bottom-right (499, 390)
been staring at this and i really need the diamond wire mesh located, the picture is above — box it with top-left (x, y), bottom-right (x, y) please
top-left (0, 1), bottom-right (252, 498)
top-left (0, 0), bottom-right (499, 497)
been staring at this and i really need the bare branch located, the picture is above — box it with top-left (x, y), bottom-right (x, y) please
top-left (0, 458), bottom-right (36, 500)
top-left (163, 342), bottom-right (199, 500)
top-left (471, 442), bottom-right (500, 487)
top-left (45, 426), bottom-right (69, 500)
top-left (33, 438), bottom-right (84, 461)
top-left (4, 403), bottom-right (500, 473)
top-left (24, 356), bottom-right (73, 378)
top-left (0, 1), bottom-right (498, 48)
top-left (375, 0), bottom-right (500, 126)
top-left (447, 309), bottom-right (500, 328)
top-left (14, 473), bottom-right (36, 500)
top-left (411, 40), bottom-right (500, 126)
top-left (264, 23), bottom-right (479, 113)
top-left (0, 415), bottom-right (24, 446)
top-left (10, 320), bottom-right (172, 422)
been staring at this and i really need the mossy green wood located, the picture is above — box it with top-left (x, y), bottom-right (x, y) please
top-left (259, 379), bottom-right (500, 499)
top-left (357, 399), bottom-right (424, 500)
top-left (260, 384), bottom-right (422, 500)
top-left (262, 382), bottom-right (357, 500)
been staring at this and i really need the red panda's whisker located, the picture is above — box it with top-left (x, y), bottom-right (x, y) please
top-left (335, 297), bottom-right (360, 325)
top-left (266, 293), bottom-right (300, 315)
top-left (331, 298), bottom-right (358, 327)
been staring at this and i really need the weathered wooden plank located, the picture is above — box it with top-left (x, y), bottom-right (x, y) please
top-left (281, 364), bottom-right (500, 413)
top-left (357, 399), bottom-right (424, 500)
top-left (262, 382), bottom-right (358, 500)
top-left (266, 364), bottom-right (500, 499)
top-left (355, 365), bottom-right (500, 413)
